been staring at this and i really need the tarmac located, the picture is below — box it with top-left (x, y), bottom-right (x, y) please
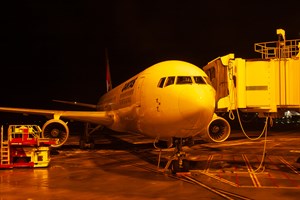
top-left (1, 125), bottom-right (300, 200)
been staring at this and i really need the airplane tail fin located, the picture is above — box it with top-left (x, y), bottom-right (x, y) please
top-left (105, 49), bottom-right (112, 92)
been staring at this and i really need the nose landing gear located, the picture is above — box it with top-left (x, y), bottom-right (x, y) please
top-left (163, 137), bottom-right (192, 174)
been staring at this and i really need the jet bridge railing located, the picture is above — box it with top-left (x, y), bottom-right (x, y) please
top-left (254, 39), bottom-right (300, 59)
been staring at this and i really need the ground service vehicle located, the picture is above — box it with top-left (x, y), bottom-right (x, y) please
top-left (0, 125), bottom-right (58, 169)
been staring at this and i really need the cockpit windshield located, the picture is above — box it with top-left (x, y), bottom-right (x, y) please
top-left (157, 76), bottom-right (209, 88)
top-left (177, 76), bottom-right (193, 84)
top-left (165, 76), bottom-right (175, 87)
top-left (193, 76), bottom-right (206, 84)
top-left (157, 77), bottom-right (166, 88)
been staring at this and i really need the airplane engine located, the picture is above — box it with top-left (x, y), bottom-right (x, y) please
top-left (42, 119), bottom-right (69, 148)
top-left (203, 114), bottom-right (231, 143)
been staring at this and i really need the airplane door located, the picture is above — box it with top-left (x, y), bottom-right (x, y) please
top-left (136, 76), bottom-right (145, 113)
top-left (135, 76), bottom-right (145, 132)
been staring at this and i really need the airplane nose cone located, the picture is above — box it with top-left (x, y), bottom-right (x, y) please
top-left (178, 86), bottom-right (215, 126)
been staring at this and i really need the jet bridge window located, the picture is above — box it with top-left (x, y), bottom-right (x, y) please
top-left (165, 76), bottom-right (175, 87)
top-left (194, 76), bottom-right (206, 84)
top-left (176, 76), bottom-right (193, 84)
top-left (157, 77), bottom-right (166, 88)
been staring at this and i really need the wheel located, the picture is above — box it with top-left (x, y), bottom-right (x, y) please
top-left (86, 137), bottom-right (95, 149)
top-left (171, 159), bottom-right (190, 174)
top-left (89, 141), bottom-right (95, 149)
top-left (79, 139), bottom-right (95, 149)
top-left (182, 160), bottom-right (190, 171)
top-left (79, 139), bottom-right (86, 149)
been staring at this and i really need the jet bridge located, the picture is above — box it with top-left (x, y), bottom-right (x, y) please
top-left (203, 29), bottom-right (300, 120)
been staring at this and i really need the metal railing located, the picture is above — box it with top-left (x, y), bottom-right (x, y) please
top-left (8, 125), bottom-right (42, 141)
top-left (254, 39), bottom-right (300, 59)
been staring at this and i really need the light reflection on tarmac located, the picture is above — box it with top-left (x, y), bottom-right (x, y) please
top-left (1, 128), bottom-right (300, 199)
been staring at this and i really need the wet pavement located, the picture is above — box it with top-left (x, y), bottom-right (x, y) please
top-left (1, 127), bottom-right (300, 200)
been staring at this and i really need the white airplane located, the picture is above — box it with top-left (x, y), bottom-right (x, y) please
top-left (0, 60), bottom-right (231, 172)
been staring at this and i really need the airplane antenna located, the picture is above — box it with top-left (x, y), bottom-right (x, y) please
top-left (105, 48), bottom-right (113, 92)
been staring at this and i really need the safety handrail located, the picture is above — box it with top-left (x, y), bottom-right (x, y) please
top-left (254, 39), bottom-right (300, 59)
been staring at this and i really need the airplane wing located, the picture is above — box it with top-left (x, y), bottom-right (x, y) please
top-left (52, 100), bottom-right (97, 109)
top-left (0, 107), bottom-right (114, 126)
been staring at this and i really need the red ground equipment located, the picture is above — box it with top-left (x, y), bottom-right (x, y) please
top-left (0, 125), bottom-right (58, 169)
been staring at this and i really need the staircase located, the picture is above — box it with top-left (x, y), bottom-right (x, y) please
top-left (0, 126), bottom-right (10, 166)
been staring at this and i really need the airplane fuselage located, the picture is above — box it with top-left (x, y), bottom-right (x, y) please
top-left (98, 60), bottom-right (216, 139)
top-left (0, 60), bottom-right (231, 149)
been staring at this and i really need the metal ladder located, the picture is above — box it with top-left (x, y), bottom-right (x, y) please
top-left (0, 126), bottom-right (10, 165)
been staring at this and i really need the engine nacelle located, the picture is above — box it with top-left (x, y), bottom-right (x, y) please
top-left (42, 119), bottom-right (69, 148)
top-left (203, 114), bottom-right (231, 143)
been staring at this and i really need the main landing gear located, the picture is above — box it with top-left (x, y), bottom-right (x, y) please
top-left (163, 137), bottom-right (193, 174)
top-left (79, 123), bottom-right (102, 149)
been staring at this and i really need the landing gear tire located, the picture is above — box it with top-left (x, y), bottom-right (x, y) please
top-left (171, 159), bottom-right (190, 174)
top-left (163, 137), bottom-right (192, 174)
top-left (79, 138), bottom-right (95, 149)
top-left (90, 141), bottom-right (95, 149)
top-left (79, 139), bottom-right (85, 149)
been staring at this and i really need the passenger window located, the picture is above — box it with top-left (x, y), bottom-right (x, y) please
top-left (194, 76), bottom-right (206, 84)
top-left (157, 77), bottom-right (166, 88)
top-left (177, 76), bottom-right (192, 84)
top-left (165, 76), bottom-right (175, 87)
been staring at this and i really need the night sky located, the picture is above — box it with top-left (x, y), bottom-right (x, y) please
top-left (1, 0), bottom-right (300, 108)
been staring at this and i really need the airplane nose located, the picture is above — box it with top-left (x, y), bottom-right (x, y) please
top-left (178, 86), bottom-right (215, 126)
